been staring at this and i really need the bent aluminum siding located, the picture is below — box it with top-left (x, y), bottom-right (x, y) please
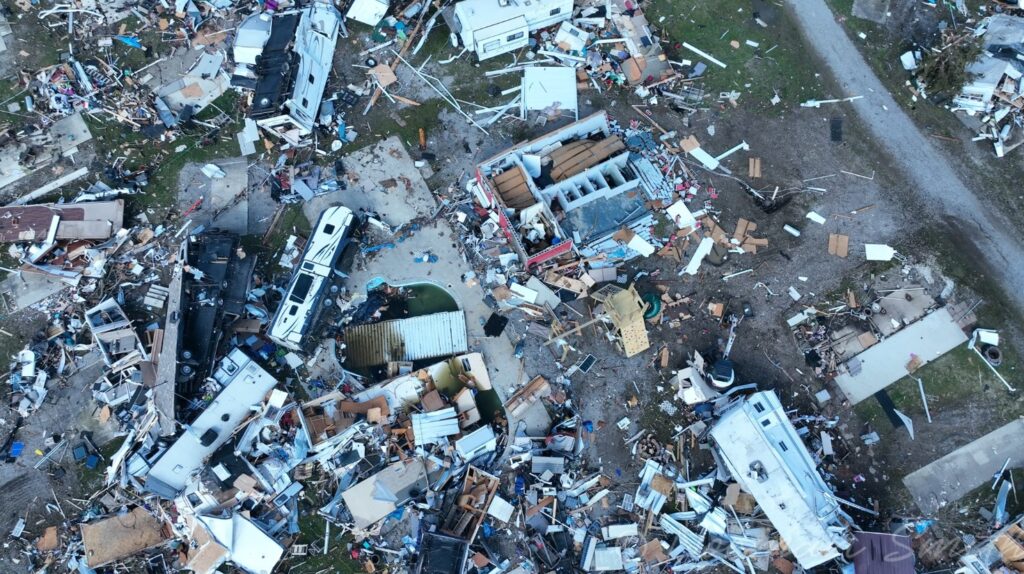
top-left (343, 311), bottom-right (468, 367)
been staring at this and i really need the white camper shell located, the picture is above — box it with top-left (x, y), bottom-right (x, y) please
top-left (450, 0), bottom-right (573, 60)
top-left (267, 206), bottom-right (355, 350)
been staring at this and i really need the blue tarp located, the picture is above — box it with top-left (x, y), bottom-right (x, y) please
top-left (113, 35), bottom-right (143, 49)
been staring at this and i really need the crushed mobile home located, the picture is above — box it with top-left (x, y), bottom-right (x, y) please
top-left (474, 112), bottom-right (666, 269)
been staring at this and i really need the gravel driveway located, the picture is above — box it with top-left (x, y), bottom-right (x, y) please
top-left (787, 0), bottom-right (1024, 315)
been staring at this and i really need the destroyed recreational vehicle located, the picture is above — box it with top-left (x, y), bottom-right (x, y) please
top-left (473, 111), bottom-right (670, 269)
top-left (175, 232), bottom-right (257, 397)
top-left (143, 348), bottom-right (278, 497)
top-left (446, 0), bottom-right (572, 60)
top-left (248, 1), bottom-right (342, 146)
top-left (709, 391), bottom-right (855, 569)
top-left (267, 205), bottom-right (356, 350)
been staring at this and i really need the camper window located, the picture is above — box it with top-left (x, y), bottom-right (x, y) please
top-left (506, 31), bottom-right (524, 42)
top-left (549, 7), bottom-right (561, 15)
top-left (483, 39), bottom-right (500, 52)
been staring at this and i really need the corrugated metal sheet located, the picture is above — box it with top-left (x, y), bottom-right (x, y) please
top-left (411, 408), bottom-right (460, 446)
top-left (343, 311), bottom-right (468, 367)
top-left (659, 515), bottom-right (704, 558)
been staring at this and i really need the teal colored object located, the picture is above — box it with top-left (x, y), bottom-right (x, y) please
top-left (642, 293), bottom-right (660, 319)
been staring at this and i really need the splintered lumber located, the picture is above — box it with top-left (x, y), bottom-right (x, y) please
top-left (748, 157), bottom-right (762, 178)
top-left (363, 4), bottom-right (431, 114)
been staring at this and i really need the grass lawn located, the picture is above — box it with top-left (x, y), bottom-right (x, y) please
top-left (103, 15), bottom-right (165, 74)
top-left (76, 438), bottom-right (128, 491)
top-left (353, 19), bottom-right (521, 151)
top-left (85, 91), bottom-right (246, 220)
top-left (851, 341), bottom-right (1023, 513)
top-left (647, 0), bottom-right (824, 112)
top-left (854, 346), bottom-right (1020, 435)
top-left (241, 203), bottom-right (313, 280)
top-left (284, 495), bottom-right (361, 574)
top-left (907, 223), bottom-right (1024, 336)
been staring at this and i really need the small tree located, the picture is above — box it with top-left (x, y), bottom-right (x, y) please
top-left (917, 34), bottom-right (983, 98)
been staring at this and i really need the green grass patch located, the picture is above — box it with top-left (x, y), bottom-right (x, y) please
top-left (907, 224), bottom-right (1024, 333)
top-left (364, 98), bottom-right (448, 150)
top-left (85, 91), bottom-right (245, 220)
top-left (241, 203), bottom-right (311, 279)
top-left (357, 26), bottom-right (519, 151)
top-left (647, 0), bottom-right (824, 111)
top-left (107, 16), bottom-right (164, 74)
top-left (265, 204), bottom-right (312, 249)
top-left (855, 346), bottom-right (1018, 430)
top-left (77, 438), bottom-right (127, 491)
top-left (0, 76), bottom-right (27, 120)
top-left (952, 476), bottom-right (1024, 524)
top-left (853, 343), bottom-right (1024, 497)
top-left (285, 495), bottom-right (361, 574)
top-left (15, 23), bottom-right (65, 72)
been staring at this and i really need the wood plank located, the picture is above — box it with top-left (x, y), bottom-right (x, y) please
top-left (836, 234), bottom-right (849, 257)
top-left (493, 165), bottom-right (526, 185)
top-left (733, 218), bottom-right (750, 241)
top-left (748, 157), bottom-right (762, 178)
top-left (547, 140), bottom-right (589, 163)
top-left (828, 233), bottom-right (849, 258)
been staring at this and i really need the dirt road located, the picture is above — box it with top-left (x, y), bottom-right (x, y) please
top-left (787, 0), bottom-right (1024, 315)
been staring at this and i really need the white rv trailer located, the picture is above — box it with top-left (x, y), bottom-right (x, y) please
top-left (267, 206), bottom-right (355, 350)
top-left (255, 1), bottom-right (341, 145)
top-left (450, 0), bottom-right (573, 60)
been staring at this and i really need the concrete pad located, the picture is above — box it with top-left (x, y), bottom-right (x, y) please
top-left (0, 143), bottom-right (27, 190)
top-left (245, 184), bottom-right (278, 236)
top-left (49, 112), bottom-right (93, 155)
top-left (305, 137), bottom-right (435, 227)
top-left (0, 268), bottom-right (67, 311)
top-left (208, 158), bottom-right (249, 234)
top-left (903, 418), bottom-right (1024, 514)
top-left (852, 0), bottom-right (889, 24)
